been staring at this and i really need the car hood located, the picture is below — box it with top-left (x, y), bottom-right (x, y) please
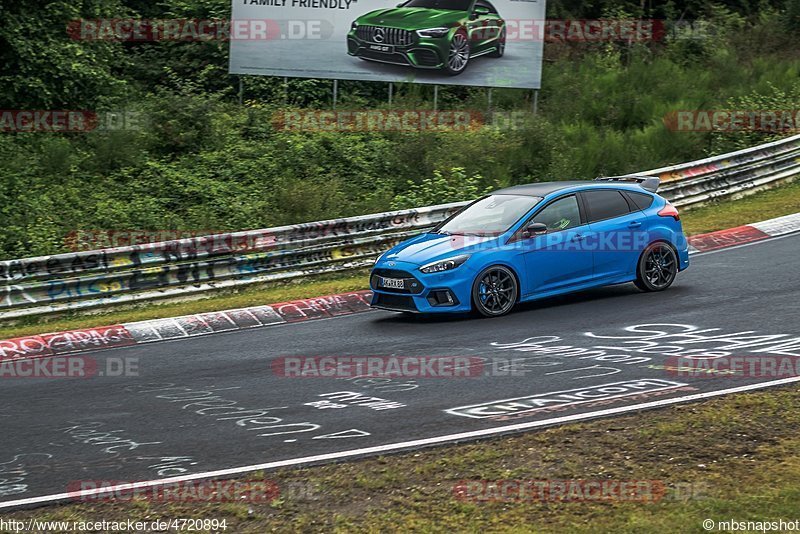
top-left (381, 232), bottom-right (497, 265)
top-left (356, 8), bottom-right (465, 29)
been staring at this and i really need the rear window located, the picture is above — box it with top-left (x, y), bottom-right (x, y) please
top-left (583, 190), bottom-right (632, 222)
top-left (625, 191), bottom-right (655, 211)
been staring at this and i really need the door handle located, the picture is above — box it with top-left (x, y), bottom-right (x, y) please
top-left (628, 221), bottom-right (642, 228)
top-left (571, 234), bottom-right (586, 241)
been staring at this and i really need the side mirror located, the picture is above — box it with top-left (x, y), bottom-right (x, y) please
top-left (522, 223), bottom-right (548, 238)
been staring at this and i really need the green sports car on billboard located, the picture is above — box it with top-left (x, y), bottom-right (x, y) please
top-left (347, 0), bottom-right (505, 75)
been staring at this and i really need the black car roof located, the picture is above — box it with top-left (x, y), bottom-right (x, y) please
top-left (491, 181), bottom-right (650, 197)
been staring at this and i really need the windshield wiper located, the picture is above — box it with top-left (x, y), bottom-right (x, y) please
top-left (452, 232), bottom-right (491, 237)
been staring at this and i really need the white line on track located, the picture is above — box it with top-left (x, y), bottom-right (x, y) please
top-left (3, 375), bottom-right (800, 510)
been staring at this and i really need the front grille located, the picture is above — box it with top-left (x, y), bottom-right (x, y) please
top-left (356, 25), bottom-right (415, 46)
top-left (373, 293), bottom-right (418, 312)
top-left (371, 268), bottom-right (424, 294)
top-left (373, 268), bottom-right (412, 278)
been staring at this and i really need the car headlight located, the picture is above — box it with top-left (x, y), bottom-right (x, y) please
top-left (416, 27), bottom-right (449, 38)
top-left (419, 254), bottom-right (470, 274)
top-left (351, 21), bottom-right (359, 30)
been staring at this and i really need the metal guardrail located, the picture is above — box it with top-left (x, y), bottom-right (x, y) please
top-left (1, 134), bottom-right (799, 319)
top-left (646, 134), bottom-right (800, 206)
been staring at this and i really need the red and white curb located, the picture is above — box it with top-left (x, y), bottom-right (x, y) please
top-left (1, 212), bottom-right (798, 362)
top-left (0, 291), bottom-right (372, 361)
top-left (686, 212), bottom-right (800, 253)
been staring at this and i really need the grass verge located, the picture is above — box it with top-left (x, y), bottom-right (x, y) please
top-left (679, 179), bottom-right (800, 235)
top-left (1, 178), bottom-right (797, 340)
top-left (4, 385), bottom-right (800, 532)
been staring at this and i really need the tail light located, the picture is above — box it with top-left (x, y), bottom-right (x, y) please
top-left (658, 202), bottom-right (680, 221)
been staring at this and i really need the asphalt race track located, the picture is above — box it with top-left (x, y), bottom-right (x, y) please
top-left (2, 232), bottom-right (799, 508)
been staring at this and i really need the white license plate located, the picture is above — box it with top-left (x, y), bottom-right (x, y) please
top-left (368, 43), bottom-right (394, 53)
top-left (381, 277), bottom-right (405, 289)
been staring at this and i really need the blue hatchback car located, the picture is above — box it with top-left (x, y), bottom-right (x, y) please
top-left (370, 177), bottom-right (690, 317)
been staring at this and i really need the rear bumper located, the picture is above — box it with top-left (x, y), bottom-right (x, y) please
top-left (676, 230), bottom-right (691, 271)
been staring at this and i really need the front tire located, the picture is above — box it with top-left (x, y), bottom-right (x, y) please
top-left (444, 29), bottom-right (470, 75)
top-left (634, 242), bottom-right (678, 292)
top-left (472, 266), bottom-right (518, 317)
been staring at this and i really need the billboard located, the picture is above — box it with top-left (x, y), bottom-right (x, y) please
top-left (229, 0), bottom-right (546, 88)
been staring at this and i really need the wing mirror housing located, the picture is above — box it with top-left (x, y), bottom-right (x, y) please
top-left (522, 223), bottom-right (548, 238)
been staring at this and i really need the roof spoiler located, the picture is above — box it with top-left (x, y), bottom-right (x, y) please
top-left (595, 175), bottom-right (660, 193)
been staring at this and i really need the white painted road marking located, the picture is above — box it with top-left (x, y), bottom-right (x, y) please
top-left (3, 375), bottom-right (800, 510)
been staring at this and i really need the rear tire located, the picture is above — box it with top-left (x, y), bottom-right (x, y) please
top-left (634, 242), bottom-right (678, 292)
top-left (472, 266), bottom-right (518, 317)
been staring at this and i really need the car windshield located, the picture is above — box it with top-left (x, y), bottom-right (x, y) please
top-left (401, 0), bottom-right (474, 11)
top-left (435, 195), bottom-right (541, 236)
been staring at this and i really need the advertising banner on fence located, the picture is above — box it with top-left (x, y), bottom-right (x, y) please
top-left (229, 0), bottom-right (545, 88)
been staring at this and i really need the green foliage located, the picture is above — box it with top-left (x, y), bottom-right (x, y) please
top-left (0, 0), bottom-right (799, 260)
top-left (710, 81), bottom-right (800, 153)
top-left (788, 0), bottom-right (800, 31)
top-left (391, 168), bottom-right (491, 210)
top-left (142, 89), bottom-right (222, 155)
top-left (0, 0), bottom-right (130, 109)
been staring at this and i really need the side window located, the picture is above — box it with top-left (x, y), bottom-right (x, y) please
top-left (625, 191), bottom-right (655, 211)
top-left (532, 195), bottom-right (581, 232)
top-left (477, 0), bottom-right (498, 13)
top-left (583, 190), bottom-right (632, 222)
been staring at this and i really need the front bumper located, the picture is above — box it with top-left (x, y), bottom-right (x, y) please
top-left (369, 260), bottom-right (475, 313)
top-left (347, 29), bottom-right (448, 69)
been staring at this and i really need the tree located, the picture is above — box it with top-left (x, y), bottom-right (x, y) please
top-left (0, 0), bottom-right (130, 109)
